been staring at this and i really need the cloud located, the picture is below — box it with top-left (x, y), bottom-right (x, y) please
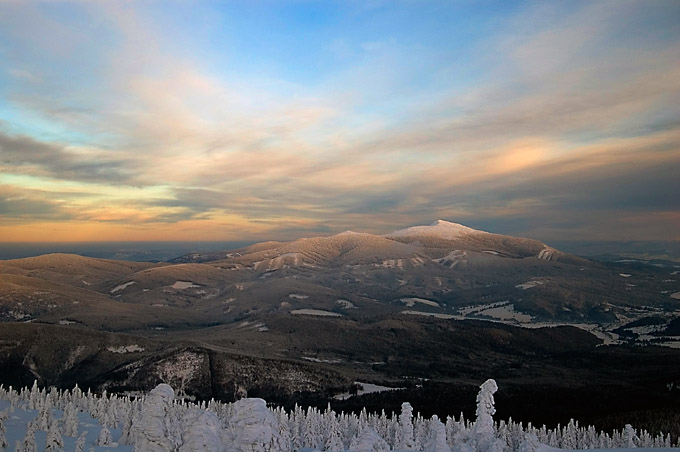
top-left (0, 131), bottom-right (137, 184)
top-left (0, 185), bottom-right (72, 221)
top-left (0, 1), bottom-right (679, 241)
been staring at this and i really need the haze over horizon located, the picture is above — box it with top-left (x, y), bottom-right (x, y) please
top-left (1, 1), bottom-right (679, 244)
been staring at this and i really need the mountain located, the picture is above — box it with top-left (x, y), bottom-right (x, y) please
top-left (385, 220), bottom-right (566, 261)
top-left (1, 221), bottom-right (679, 427)
top-left (2, 221), bottom-right (679, 332)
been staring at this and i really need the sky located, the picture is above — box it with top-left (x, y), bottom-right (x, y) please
top-left (0, 0), bottom-right (679, 243)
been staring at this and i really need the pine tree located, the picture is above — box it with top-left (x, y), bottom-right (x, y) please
top-left (63, 401), bottom-right (79, 437)
top-left (74, 431), bottom-right (88, 452)
top-left (21, 427), bottom-right (37, 452)
top-left (36, 393), bottom-right (53, 431)
top-left (623, 424), bottom-right (638, 448)
top-left (473, 379), bottom-right (498, 452)
top-left (118, 405), bottom-right (135, 445)
top-left (45, 416), bottom-right (65, 451)
top-left (396, 402), bottom-right (416, 450)
top-left (518, 432), bottom-right (539, 452)
top-left (28, 381), bottom-right (39, 411)
top-left (97, 425), bottom-right (112, 447)
top-left (424, 415), bottom-right (452, 452)
top-left (0, 410), bottom-right (8, 449)
top-left (324, 414), bottom-right (344, 452)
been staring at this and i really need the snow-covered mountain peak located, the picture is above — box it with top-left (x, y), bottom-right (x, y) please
top-left (386, 220), bottom-right (483, 240)
top-left (334, 230), bottom-right (361, 236)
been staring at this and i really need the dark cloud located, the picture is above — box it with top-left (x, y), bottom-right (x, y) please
top-left (0, 188), bottom-right (73, 221)
top-left (0, 131), bottom-right (136, 184)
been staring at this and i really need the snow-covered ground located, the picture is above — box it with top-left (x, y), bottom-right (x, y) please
top-left (106, 345), bottom-right (145, 354)
top-left (110, 281), bottom-right (135, 293)
top-left (291, 309), bottom-right (343, 317)
top-left (402, 310), bottom-right (456, 319)
top-left (0, 379), bottom-right (675, 452)
top-left (515, 280), bottom-right (544, 290)
top-left (336, 300), bottom-right (356, 309)
top-left (171, 281), bottom-right (201, 290)
top-left (400, 298), bottom-right (440, 308)
top-left (334, 382), bottom-right (405, 400)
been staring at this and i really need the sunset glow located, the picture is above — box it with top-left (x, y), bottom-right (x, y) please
top-left (1, 1), bottom-right (679, 242)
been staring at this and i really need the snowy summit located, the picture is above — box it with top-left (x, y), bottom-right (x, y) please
top-left (386, 220), bottom-right (483, 240)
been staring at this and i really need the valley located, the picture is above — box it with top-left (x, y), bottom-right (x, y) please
top-left (1, 221), bottom-right (679, 434)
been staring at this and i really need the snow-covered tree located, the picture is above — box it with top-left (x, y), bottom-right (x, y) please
top-left (20, 426), bottom-right (37, 452)
top-left (394, 402), bottom-right (416, 450)
top-left (349, 426), bottom-right (389, 452)
top-left (97, 425), bottom-right (112, 447)
top-left (45, 416), bottom-right (64, 451)
top-left (27, 381), bottom-right (39, 411)
top-left (424, 415), bottom-right (452, 452)
top-left (273, 408), bottom-right (292, 452)
top-left (518, 432), bottom-right (539, 452)
top-left (63, 401), bottom-right (79, 437)
top-left (119, 404), bottom-right (136, 445)
top-left (473, 379), bottom-right (505, 452)
top-left (229, 397), bottom-right (280, 452)
top-left (178, 408), bottom-right (224, 452)
top-left (623, 424), bottom-right (638, 448)
top-left (324, 414), bottom-right (344, 452)
top-left (0, 410), bottom-right (8, 449)
top-left (131, 383), bottom-right (176, 452)
top-left (36, 393), bottom-right (53, 431)
top-left (74, 431), bottom-right (88, 452)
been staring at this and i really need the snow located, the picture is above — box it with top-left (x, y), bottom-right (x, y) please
top-left (110, 281), bottom-right (135, 293)
top-left (0, 399), bottom-right (133, 452)
top-left (458, 302), bottom-right (509, 317)
top-left (291, 309), bottom-right (343, 317)
top-left (402, 310), bottom-right (456, 319)
top-left (171, 281), bottom-right (200, 289)
top-left (477, 304), bottom-right (533, 322)
top-left (334, 382), bottom-right (405, 400)
top-left (619, 274), bottom-right (632, 278)
top-left (336, 299), bottom-right (356, 309)
top-left (58, 320), bottom-right (75, 325)
top-left (0, 381), bottom-right (677, 452)
top-left (516, 280), bottom-right (544, 290)
top-left (381, 259), bottom-right (404, 269)
top-left (289, 294), bottom-right (310, 300)
top-left (482, 250), bottom-right (499, 255)
top-left (387, 220), bottom-right (480, 240)
top-left (657, 341), bottom-right (680, 349)
top-left (400, 297), bottom-right (440, 307)
top-left (537, 248), bottom-right (557, 260)
top-left (302, 356), bottom-right (342, 364)
top-left (670, 292), bottom-right (680, 300)
top-left (435, 250), bottom-right (468, 268)
top-left (260, 253), bottom-right (303, 271)
top-left (106, 345), bottom-right (145, 354)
